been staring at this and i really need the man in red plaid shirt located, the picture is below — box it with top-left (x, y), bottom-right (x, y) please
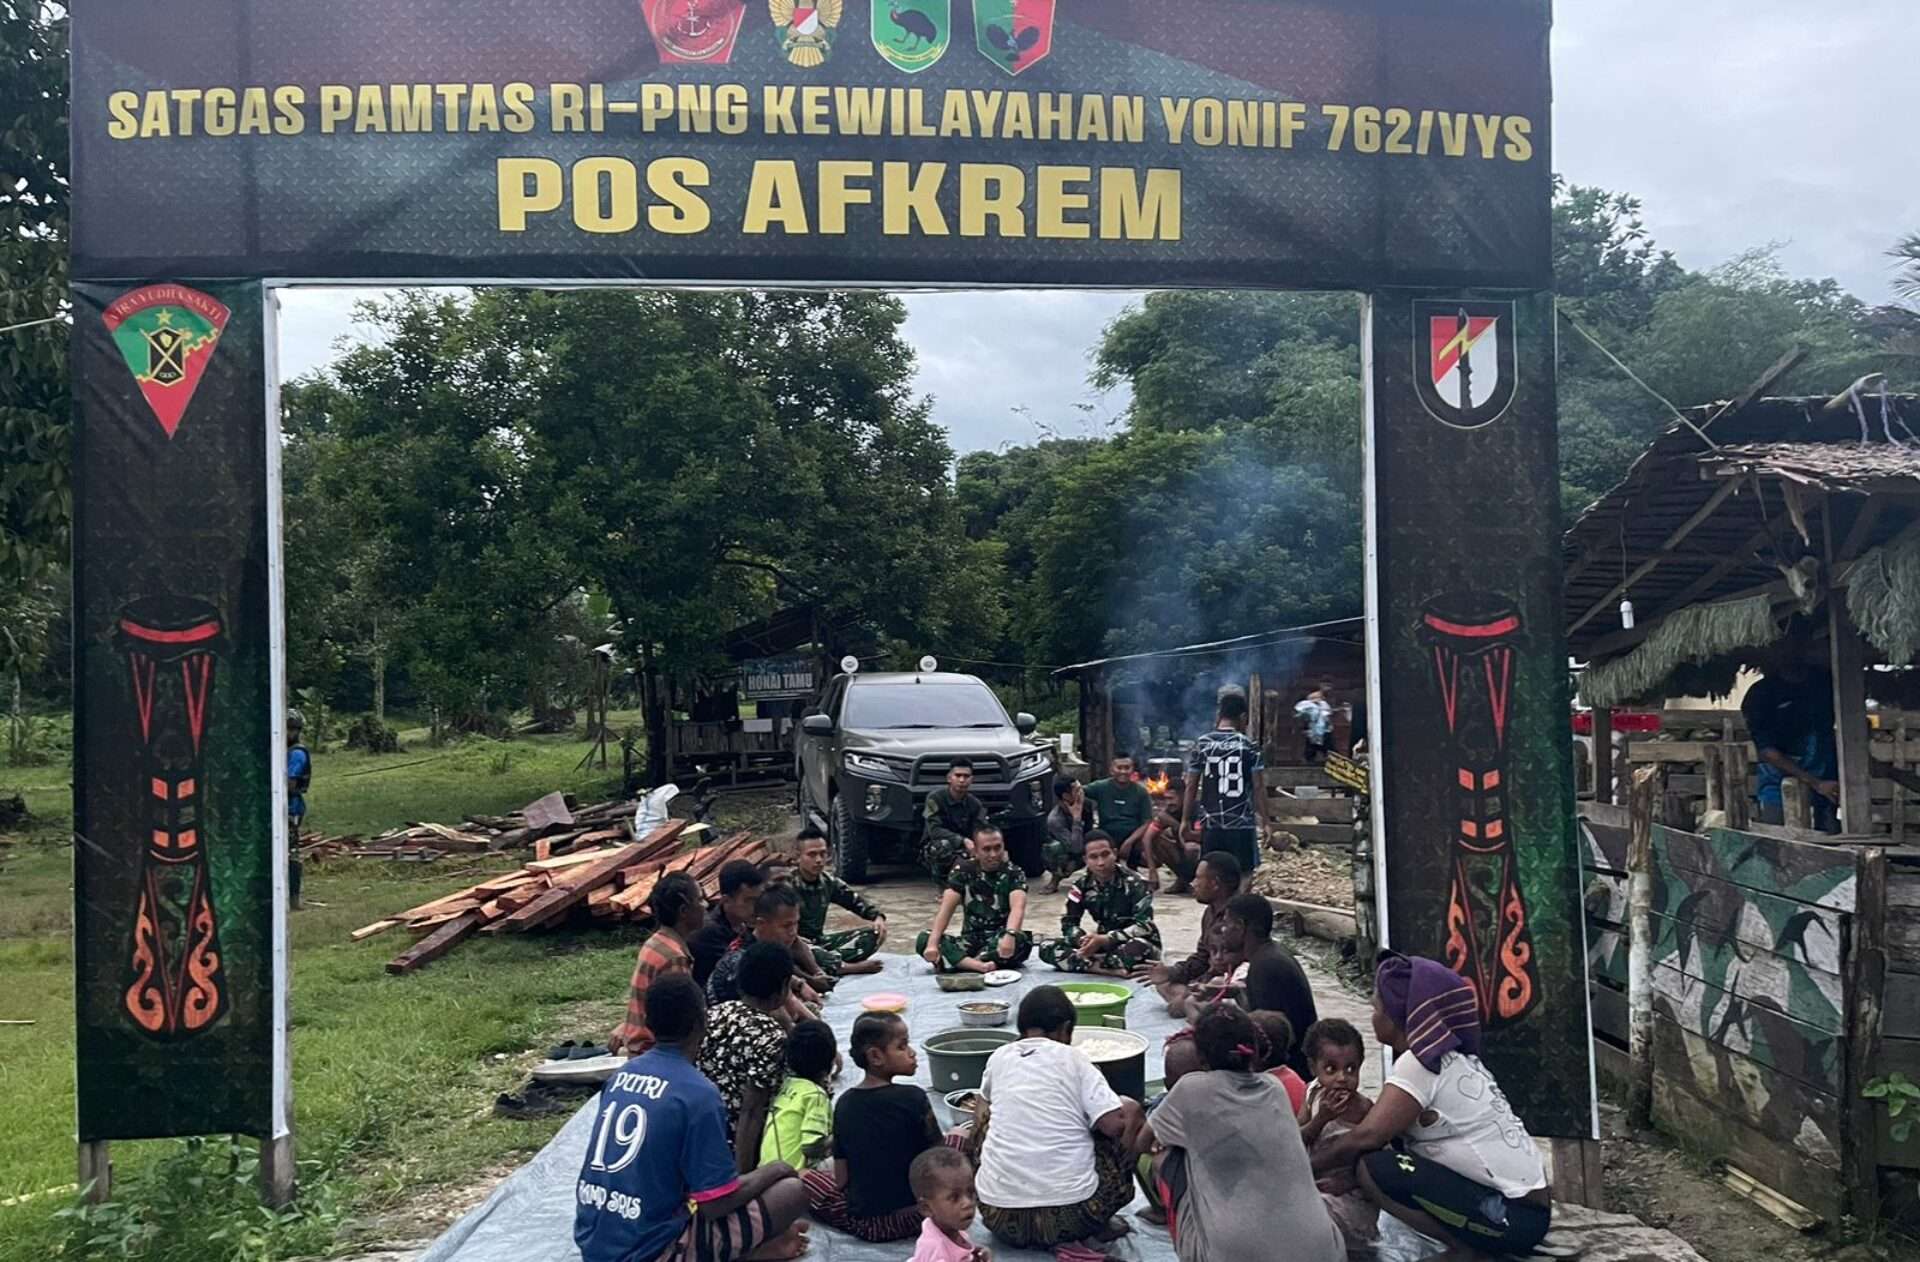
top-left (609, 872), bottom-right (706, 1054)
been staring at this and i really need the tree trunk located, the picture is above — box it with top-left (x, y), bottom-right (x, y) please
top-left (371, 623), bottom-right (386, 724)
top-left (641, 643), bottom-right (668, 787)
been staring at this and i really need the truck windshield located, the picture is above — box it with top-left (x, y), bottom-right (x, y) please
top-left (844, 683), bottom-right (1008, 730)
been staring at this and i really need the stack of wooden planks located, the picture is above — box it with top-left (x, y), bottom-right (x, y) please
top-left (356, 824), bottom-right (771, 975)
top-left (296, 795), bottom-right (676, 863)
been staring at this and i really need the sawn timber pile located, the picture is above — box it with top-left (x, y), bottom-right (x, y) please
top-left (353, 823), bottom-right (771, 974)
top-left (297, 795), bottom-right (650, 863)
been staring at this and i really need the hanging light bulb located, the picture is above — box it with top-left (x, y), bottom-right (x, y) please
top-left (1619, 598), bottom-right (1636, 629)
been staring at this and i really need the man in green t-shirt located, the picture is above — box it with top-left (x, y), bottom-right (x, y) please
top-left (1084, 751), bottom-right (1155, 873)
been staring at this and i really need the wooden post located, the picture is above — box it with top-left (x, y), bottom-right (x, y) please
top-left (1783, 778), bottom-right (1812, 832)
top-left (1897, 715), bottom-right (1911, 848)
top-left (1828, 498), bottom-right (1873, 834)
top-left (1829, 616), bottom-right (1872, 834)
top-left (1593, 707), bottom-right (1614, 805)
top-left (1248, 673), bottom-right (1263, 747)
top-left (1725, 751), bottom-right (1752, 830)
top-left (77, 1140), bottom-right (111, 1204)
top-left (1626, 765), bottom-right (1659, 1129)
top-left (1702, 743), bottom-right (1726, 818)
top-left (1548, 1136), bottom-right (1607, 1211)
top-left (260, 1132), bottom-right (295, 1208)
top-left (1844, 848), bottom-right (1888, 1220)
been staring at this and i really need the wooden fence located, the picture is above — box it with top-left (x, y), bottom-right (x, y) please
top-left (1581, 797), bottom-right (1920, 1224)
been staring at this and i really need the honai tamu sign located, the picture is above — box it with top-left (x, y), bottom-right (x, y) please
top-left (71, 0), bottom-right (1551, 290)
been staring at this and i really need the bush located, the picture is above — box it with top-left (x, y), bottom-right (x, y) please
top-left (343, 714), bottom-right (400, 754)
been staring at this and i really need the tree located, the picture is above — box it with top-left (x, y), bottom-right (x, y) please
top-left (1894, 233), bottom-right (1920, 303)
top-left (0, 0), bottom-right (69, 581)
top-left (285, 288), bottom-right (997, 777)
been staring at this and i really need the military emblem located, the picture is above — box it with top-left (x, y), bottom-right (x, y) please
top-left (1413, 299), bottom-right (1517, 430)
top-left (643, 0), bottom-right (749, 64)
top-left (771, 0), bottom-right (842, 67)
top-left (974, 0), bottom-right (1054, 75)
top-left (873, 0), bottom-right (949, 72)
top-left (102, 284), bottom-right (231, 440)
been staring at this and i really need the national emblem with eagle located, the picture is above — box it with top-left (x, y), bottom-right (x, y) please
top-left (771, 0), bottom-right (841, 67)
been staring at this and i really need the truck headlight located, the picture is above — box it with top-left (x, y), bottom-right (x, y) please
top-left (844, 751), bottom-right (903, 780)
top-left (1011, 751), bottom-right (1053, 779)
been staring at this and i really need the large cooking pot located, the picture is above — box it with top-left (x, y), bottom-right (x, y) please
top-left (923, 1028), bottom-right (1019, 1092)
top-left (1071, 1027), bottom-right (1149, 1100)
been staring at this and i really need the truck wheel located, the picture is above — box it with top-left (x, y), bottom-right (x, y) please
top-left (829, 793), bottom-right (872, 885)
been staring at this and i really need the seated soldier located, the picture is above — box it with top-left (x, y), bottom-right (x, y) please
top-left (1041, 774), bottom-right (1089, 894)
top-left (914, 825), bottom-right (1033, 974)
top-left (1039, 830), bottom-right (1161, 977)
top-left (920, 758), bottom-right (988, 882)
top-left (789, 826), bottom-right (887, 977)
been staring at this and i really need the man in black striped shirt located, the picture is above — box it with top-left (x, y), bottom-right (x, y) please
top-left (1183, 687), bottom-right (1263, 889)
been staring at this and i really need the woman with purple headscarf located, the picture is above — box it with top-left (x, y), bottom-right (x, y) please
top-left (1310, 955), bottom-right (1550, 1258)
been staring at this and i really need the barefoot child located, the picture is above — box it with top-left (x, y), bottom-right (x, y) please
top-left (910, 1147), bottom-right (992, 1262)
top-left (1296, 1018), bottom-right (1379, 1247)
top-left (801, 1012), bottom-right (944, 1242)
top-left (758, 1019), bottom-right (837, 1170)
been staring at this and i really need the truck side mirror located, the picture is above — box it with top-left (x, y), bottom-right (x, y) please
top-left (1014, 712), bottom-right (1038, 736)
top-left (802, 713), bottom-right (835, 736)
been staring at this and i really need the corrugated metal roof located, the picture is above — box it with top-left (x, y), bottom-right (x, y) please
top-left (1052, 616), bottom-right (1364, 678)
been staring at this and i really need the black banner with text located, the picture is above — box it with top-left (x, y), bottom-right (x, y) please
top-left (72, 0), bottom-right (1551, 289)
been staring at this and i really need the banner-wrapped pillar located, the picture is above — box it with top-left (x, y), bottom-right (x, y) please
top-left (71, 280), bottom-right (289, 1197)
top-left (1362, 290), bottom-right (1597, 1142)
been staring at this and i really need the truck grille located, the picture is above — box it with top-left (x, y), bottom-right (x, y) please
top-left (913, 756), bottom-right (1008, 787)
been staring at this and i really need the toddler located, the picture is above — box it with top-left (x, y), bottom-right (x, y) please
top-left (909, 1146), bottom-right (991, 1262)
top-left (1297, 1018), bottom-right (1379, 1246)
top-left (759, 1018), bottom-right (837, 1169)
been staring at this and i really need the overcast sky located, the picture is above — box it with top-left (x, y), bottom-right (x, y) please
top-left (278, 0), bottom-right (1919, 455)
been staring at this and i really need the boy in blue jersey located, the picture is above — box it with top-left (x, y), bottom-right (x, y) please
top-left (286, 709), bottom-right (311, 910)
top-left (575, 973), bottom-right (809, 1262)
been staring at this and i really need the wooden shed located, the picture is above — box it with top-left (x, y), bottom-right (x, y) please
top-left (1563, 389), bottom-right (1920, 1225)
top-left (1052, 618), bottom-right (1366, 774)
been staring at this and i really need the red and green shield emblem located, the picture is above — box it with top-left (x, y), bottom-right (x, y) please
top-left (974, 0), bottom-right (1053, 75)
top-left (872, 0), bottom-right (949, 72)
top-left (103, 285), bottom-right (231, 440)
top-left (643, 0), bottom-right (749, 64)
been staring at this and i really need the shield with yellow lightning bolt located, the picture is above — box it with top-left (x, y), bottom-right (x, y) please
top-left (1412, 298), bottom-right (1516, 430)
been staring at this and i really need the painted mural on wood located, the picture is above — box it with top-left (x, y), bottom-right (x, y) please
top-left (1583, 823), bottom-right (1856, 1175)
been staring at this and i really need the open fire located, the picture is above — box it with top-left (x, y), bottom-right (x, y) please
top-left (1142, 757), bottom-right (1183, 800)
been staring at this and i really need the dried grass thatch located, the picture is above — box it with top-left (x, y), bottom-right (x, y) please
top-left (1580, 593), bottom-right (1778, 707)
top-left (1848, 531), bottom-right (1920, 666)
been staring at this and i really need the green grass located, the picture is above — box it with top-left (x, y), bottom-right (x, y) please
top-left (0, 719), bottom-right (654, 1262)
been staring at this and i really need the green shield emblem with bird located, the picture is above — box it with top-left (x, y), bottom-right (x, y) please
top-left (872, 0), bottom-right (949, 72)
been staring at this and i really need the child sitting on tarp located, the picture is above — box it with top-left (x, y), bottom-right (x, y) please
top-left (759, 1019), bottom-right (837, 1171)
top-left (803, 1012), bottom-right (947, 1242)
top-left (1296, 1017), bottom-right (1379, 1248)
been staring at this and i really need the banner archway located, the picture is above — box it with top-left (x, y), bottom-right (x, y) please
top-left (70, 0), bottom-right (1590, 1196)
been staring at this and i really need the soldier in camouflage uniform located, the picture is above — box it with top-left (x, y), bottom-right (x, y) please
top-left (914, 825), bottom-right (1033, 973)
top-left (1041, 830), bottom-right (1161, 975)
top-left (789, 826), bottom-right (887, 976)
top-left (921, 758), bottom-right (990, 883)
